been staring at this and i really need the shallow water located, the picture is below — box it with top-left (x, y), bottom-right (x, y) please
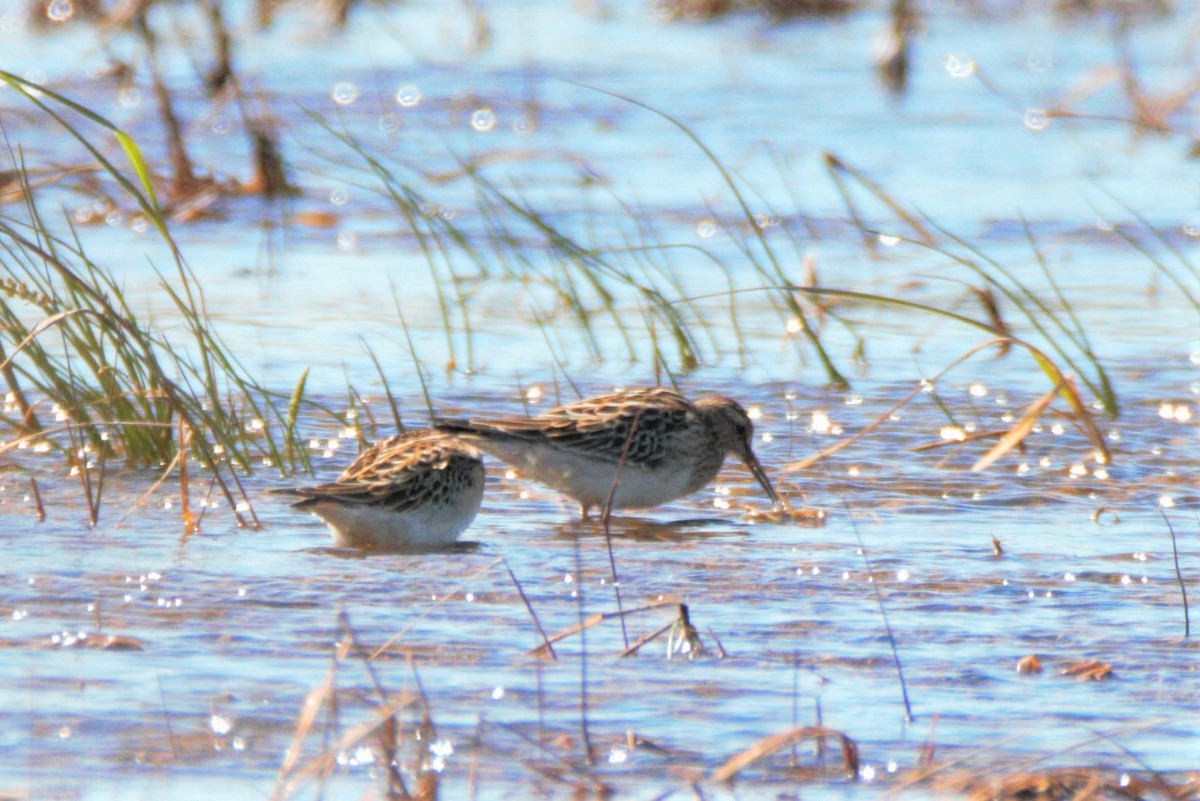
top-left (2, 1), bottom-right (1200, 798)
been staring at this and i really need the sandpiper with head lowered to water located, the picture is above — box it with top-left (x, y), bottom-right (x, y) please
top-left (437, 387), bottom-right (780, 519)
top-left (277, 429), bottom-right (484, 550)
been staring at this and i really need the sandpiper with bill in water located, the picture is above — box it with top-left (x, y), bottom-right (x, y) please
top-left (437, 387), bottom-right (781, 519)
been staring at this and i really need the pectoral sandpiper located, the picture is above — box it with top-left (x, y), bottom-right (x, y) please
top-left (278, 430), bottom-right (484, 550)
top-left (436, 387), bottom-right (780, 519)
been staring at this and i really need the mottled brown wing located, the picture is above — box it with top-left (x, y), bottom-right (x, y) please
top-left (454, 388), bottom-right (694, 468)
top-left (290, 431), bottom-right (477, 513)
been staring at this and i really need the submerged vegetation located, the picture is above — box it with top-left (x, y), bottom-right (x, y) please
top-left (1, 1), bottom-right (1198, 799)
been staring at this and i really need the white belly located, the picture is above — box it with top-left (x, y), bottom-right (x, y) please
top-left (305, 481), bottom-right (484, 551)
top-left (480, 440), bottom-right (701, 510)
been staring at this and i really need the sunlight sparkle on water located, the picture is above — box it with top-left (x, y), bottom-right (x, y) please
top-left (1158, 402), bottom-right (1192, 422)
top-left (878, 233), bottom-right (899, 246)
top-left (1024, 108), bottom-right (1050, 131)
top-left (47, 0), bottom-right (73, 22)
top-left (395, 84), bottom-right (422, 107)
top-left (945, 54), bottom-right (975, 78)
top-left (940, 425), bottom-right (966, 442)
top-left (331, 81), bottom-right (359, 105)
top-left (472, 108), bottom-right (496, 132)
top-left (696, 219), bottom-right (716, 238)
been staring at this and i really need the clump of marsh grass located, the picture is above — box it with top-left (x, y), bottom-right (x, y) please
top-left (310, 85), bottom-right (862, 386)
top-left (0, 72), bottom-right (307, 529)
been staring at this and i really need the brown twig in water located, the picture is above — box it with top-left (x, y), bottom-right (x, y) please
top-left (706, 626), bottom-right (728, 658)
top-left (157, 674), bottom-right (178, 759)
top-left (786, 338), bottom-right (1018, 472)
top-left (29, 476), bottom-right (44, 522)
top-left (600, 408), bottom-right (641, 650)
top-left (134, 7), bottom-right (204, 201)
top-left (618, 618), bottom-right (674, 657)
top-left (572, 536), bottom-right (594, 766)
top-left (1160, 508), bottom-right (1189, 639)
top-left (824, 152), bottom-right (936, 245)
top-left (843, 496), bottom-right (914, 723)
top-left (503, 558), bottom-right (557, 659)
top-left (529, 599), bottom-right (676, 657)
top-left (178, 419), bottom-right (196, 537)
top-left (371, 556), bottom-right (503, 660)
top-left (713, 726), bottom-right (858, 783)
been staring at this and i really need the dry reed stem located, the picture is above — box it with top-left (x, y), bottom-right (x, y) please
top-left (529, 599), bottom-right (676, 657)
top-left (908, 428), bottom-right (1010, 452)
top-left (935, 766), bottom-right (1160, 801)
top-left (116, 434), bottom-right (187, 528)
top-left (274, 694), bottom-right (418, 799)
top-left (712, 726), bottom-right (859, 783)
top-left (503, 558), bottom-right (557, 660)
top-left (823, 152), bottom-right (936, 245)
top-left (971, 382), bottom-right (1061, 471)
top-left (784, 338), bottom-right (1009, 472)
top-left (178, 418), bottom-right (196, 536)
top-left (618, 619), bottom-right (674, 657)
top-left (276, 661), bottom-right (338, 779)
top-left (370, 556), bottom-right (503, 660)
top-left (600, 407), bottom-right (643, 649)
top-left (29, 475), bottom-right (44, 521)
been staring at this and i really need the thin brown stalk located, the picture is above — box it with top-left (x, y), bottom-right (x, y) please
top-left (618, 619), bottom-right (674, 657)
top-left (276, 695), bottom-right (417, 799)
top-left (1161, 509), bottom-right (1190, 639)
top-left (908, 429), bottom-right (1009, 452)
top-left (573, 536), bottom-right (594, 766)
top-left (371, 557), bottom-right (504, 659)
top-left (787, 338), bottom-right (1016, 472)
top-left (157, 674), bottom-right (178, 759)
top-left (115, 439), bottom-right (186, 528)
top-left (971, 383), bottom-right (1060, 471)
top-left (178, 419), bottom-right (197, 537)
top-left (712, 726), bottom-right (859, 783)
top-left (600, 409), bottom-right (642, 650)
top-left (824, 152), bottom-right (936, 244)
top-left (29, 476), bottom-right (44, 522)
top-left (135, 7), bottom-right (201, 199)
top-left (529, 599), bottom-right (676, 657)
top-left (503, 558), bottom-right (556, 660)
